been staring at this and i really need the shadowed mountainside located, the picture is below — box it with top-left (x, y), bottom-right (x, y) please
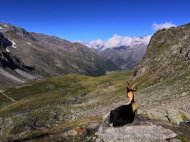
top-left (0, 22), bottom-right (119, 88)
top-left (101, 44), bottom-right (147, 69)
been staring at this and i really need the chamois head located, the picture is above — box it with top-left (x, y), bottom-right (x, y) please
top-left (126, 82), bottom-right (137, 102)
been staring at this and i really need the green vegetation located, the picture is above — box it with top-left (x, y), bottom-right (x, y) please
top-left (0, 71), bottom-right (133, 141)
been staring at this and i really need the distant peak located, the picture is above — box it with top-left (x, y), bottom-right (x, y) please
top-left (85, 35), bottom-right (152, 50)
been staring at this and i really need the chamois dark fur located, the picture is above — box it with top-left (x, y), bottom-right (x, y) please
top-left (109, 82), bottom-right (138, 127)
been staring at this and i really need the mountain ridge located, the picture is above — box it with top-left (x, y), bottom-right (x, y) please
top-left (134, 23), bottom-right (190, 86)
top-left (0, 22), bottom-right (190, 141)
top-left (101, 44), bottom-right (147, 69)
top-left (130, 23), bottom-right (190, 127)
top-left (84, 35), bottom-right (151, 69)
top-left (86, 34), bottom-right (151, 50)
top-left (0, 22), bottom-right (120, 88)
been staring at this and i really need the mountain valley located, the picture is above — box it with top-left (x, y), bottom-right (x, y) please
top-left (0, 22), bottom-right (190, 142)
top-left (0, 22), bottom-right (119, 88)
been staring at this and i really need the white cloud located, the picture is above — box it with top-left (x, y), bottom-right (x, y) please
top-left (80, 22), bottom-right (176, 50)
top-left (86, 34), bottom-right (152, 49)
top-left (104, 34), bottom-right (122, 48)
top-left (87, 39), bottom-right (104, 49)
top-left (152, 22), bottom-right (176, 31)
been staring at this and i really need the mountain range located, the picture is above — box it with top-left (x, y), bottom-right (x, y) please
top-left (0, 22), bottom-right (190, 141)
top-left (0, 22), bottom-right (151, 88)
top-left (101, 44), bottom-right (147, 69)
top-left (0, 22), bottom-right (119, 88)
top-left (86, 34), bottom-right (151, 50)
top-left (86, 35), bottom-right (151, 69)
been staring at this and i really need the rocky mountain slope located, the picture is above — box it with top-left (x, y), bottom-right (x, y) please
top-left (95, 23), bottom-right (190, 142)
top-left (130, 23), bottom-right (190, 135)
top-left (86, 35), bottom-right (151, 69)
top-left (101, 44), bottom-right (147, 69)
top-left (134, 23), bottom-right (190, 86)
top-left (0, 22), bottom-right (119, 88)
top-left (0, 32), bottom-right (35, 87)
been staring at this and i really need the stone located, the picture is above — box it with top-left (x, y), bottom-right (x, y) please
top-left (181, 92), bottom-right (188, 97)
top-left (96, 114), bottom-right (177, 142)
top-left (73, 127), bottom-right (87, 136)
top-left (63, 129), bottom-right (78, 137)
top-left (139, 109), bottom-right (168, 122)
top-left (168, 139), bottom-right (182, 142)
top-left (166, 109), bottom-right (190, 125)
top-left (86, 122), bottom-right (100, 130)
top-left (96, 125), bottom-right (177, 142)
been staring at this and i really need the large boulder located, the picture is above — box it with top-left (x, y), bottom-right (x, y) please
top-left (96, 113), bottom-right (177, 142)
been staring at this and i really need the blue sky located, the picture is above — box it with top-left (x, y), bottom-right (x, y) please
top-left (0, 0), bottom-right (189, 41)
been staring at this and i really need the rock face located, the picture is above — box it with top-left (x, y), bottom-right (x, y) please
top-left (0, 33), bottom-right (35, 87)
top-left (134, 23), bottom-right (190, 86)
top-left (0, 33), bottom-right (12, 49)
top-left (131, 23), bottom-right (190, 125)
top-left (0, 22), bottom-right (119, 88)
top-left (96, 114), bottom-right (177, 142)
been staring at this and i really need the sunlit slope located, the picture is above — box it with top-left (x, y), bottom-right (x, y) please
top-left (0, 71), bottom-right (132, 140)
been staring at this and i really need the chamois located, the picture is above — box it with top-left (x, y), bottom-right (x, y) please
top-left (109, 82), bottom-right (139, 127)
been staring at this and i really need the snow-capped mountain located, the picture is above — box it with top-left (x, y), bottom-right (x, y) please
top-left (84, 34), bottom-right (152, 69)
top-left (86, 34), bottom-right (151, 50)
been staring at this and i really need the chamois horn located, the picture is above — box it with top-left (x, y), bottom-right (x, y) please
top-left (131, 82), bottom-right (138, 90)
top-left (127, 81), bottom-right (131, 88)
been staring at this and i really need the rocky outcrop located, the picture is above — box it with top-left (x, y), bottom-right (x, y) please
top-left (139, 109), bottom-right (190, 125)
top-left (96, 114), bottom-right (177, 142)
top-left (127, 23), bottom-right (190, 141)
top-left (134, 23), bottom-right (190, 86)
top-left (131, 22), bottom-right (190, 119)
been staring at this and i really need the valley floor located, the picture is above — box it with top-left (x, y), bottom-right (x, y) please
top-left (0, 71), bottom-right (133, 141)
top-left (0, 71), bottom-right (190, 141)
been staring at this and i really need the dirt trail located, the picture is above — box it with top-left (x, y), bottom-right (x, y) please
top-left (0, 89), bottom-right (16, 102)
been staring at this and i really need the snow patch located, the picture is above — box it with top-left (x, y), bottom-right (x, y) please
top-left (6, 48), bottom-right (10, 52)
top-left (10, 40), bottom-right (17, 48)
top-left (16, 32), bottom-right (22, 36)
top-left (27, 42), bottom-right (31, 45)
top-left (3, 24), bottom-right (8, 27)
top-left (0, 26), bottom-right (3, 30)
